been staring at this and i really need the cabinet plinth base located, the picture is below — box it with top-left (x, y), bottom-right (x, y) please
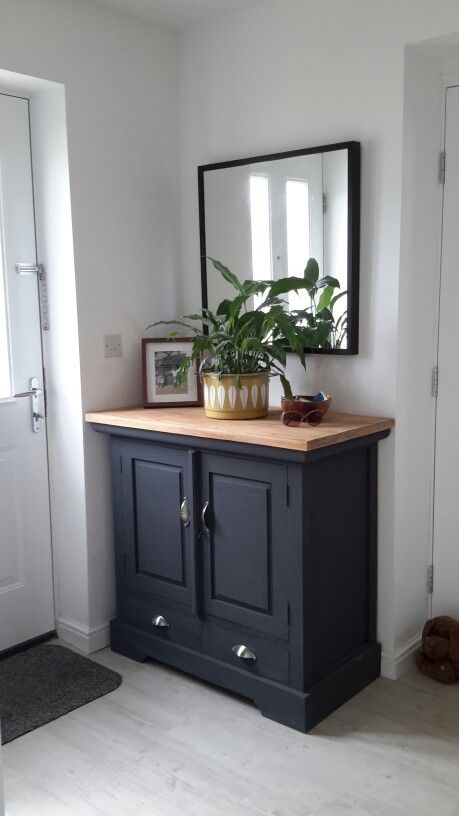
top-left (110, 619), bottom-right (381, 733)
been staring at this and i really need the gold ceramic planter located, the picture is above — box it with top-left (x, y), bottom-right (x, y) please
top-left (202, 373), bottom-right (269, 419)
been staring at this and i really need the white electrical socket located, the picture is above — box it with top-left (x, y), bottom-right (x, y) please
top-left (103, 334), bottom-right (122, 358)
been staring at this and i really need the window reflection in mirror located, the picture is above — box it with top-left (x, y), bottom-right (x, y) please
top-left (199, 142), bottom-right (359, 353)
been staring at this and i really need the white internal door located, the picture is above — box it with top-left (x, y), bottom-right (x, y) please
top-left (0, 93), bottom-right (54, 651)
top-left (432, 84), bottom-right (459, 618)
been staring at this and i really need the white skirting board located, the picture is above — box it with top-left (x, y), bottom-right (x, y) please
top-left (57, 617), bottom-right (110, 654)
top-left (381, 633), bottom-right (421, 680)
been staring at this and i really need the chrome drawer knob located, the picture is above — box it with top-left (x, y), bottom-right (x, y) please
top-left (152, 615), bottom-right (170, 628)
top-left (232, 644), bottom-right (256, 661)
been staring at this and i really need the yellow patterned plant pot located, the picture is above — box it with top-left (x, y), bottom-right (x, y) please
top-left (202, 373), bottom-right (269, 420)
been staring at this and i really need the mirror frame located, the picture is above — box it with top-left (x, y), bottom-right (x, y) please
top-left (198, 140), bottom-right (360, 355)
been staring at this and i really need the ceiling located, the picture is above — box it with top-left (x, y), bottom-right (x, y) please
top-left (93, 0), bottom-right (256, 29)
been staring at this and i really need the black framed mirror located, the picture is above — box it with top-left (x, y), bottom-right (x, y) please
top-left (198, 140), bottom-right (360, 354)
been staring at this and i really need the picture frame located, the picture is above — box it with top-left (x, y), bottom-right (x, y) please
top-left (142, 338), bottom-right (203, 408)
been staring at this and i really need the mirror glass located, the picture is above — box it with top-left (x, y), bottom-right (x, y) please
top-left (199, 142), bottom-right (359, 354)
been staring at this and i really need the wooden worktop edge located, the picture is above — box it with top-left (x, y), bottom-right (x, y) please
top-left (85, 409), bottom-right (394, 452)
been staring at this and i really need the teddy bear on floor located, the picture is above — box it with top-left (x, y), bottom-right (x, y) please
top-left (416, 616), bottom-right (459, 684)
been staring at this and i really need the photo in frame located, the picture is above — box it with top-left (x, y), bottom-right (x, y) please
top-left (142, 338), bottom-right (202, 408)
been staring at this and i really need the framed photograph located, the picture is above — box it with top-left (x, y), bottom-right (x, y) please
top-left (142, 338), bottom-right (202, 408)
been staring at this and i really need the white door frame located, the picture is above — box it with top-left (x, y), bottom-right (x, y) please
top-left (429, 75), bottom-right (459, 617)
top-left (0, 91), bottom-right (56, 652)
top-left (0, 70), bottom-right (92, 656)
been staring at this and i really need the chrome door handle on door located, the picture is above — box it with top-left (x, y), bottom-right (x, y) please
top-left (13, 377), bottom-right (43, 433)
top-left (180, 497), bottom-right (191, 527)
top-left (13, 386), bottom-right (42, 399)
top-left (201, 501), bottom-right (210, 534)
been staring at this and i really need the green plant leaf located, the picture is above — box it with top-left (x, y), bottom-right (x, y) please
top-left (316, 306), bottom-right (334, 322)
top-left (269, 277), bottom-right (310, 298)
top-left (316, 275), bottom-right (340, 290)
top-left (291, 309), bottom-right (316, 328)
top-left (316, 286), bottom-right (334, 312)
top-left (216, 299), bottom-right (232, 317)
top-left (315, 321), bottom-right (334, 346)
top-left (304, 258), bottom-right (320, 288)
top-left (267, 341), bottom-right (287, 367)
top-left (279, 374), bottom-right (293, 399)
top-left (241, 280), bottom-right (270, 297)
top-left (145, 319), bottom-right (202, 335)
top-left (208, 257), bottom-right (244, 293)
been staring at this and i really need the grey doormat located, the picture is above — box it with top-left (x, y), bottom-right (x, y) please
top-left (0, 643), bottom-right (122, 744)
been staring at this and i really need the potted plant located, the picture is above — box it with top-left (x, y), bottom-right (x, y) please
top-left (148, 258), bottom-right (345, 420)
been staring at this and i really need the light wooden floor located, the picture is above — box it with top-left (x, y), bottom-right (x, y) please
top-left (3, 644), bottom-right (459, 815)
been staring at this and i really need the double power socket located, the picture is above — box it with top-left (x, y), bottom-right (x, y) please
top-left (103, 334), bottom-right (122, 358)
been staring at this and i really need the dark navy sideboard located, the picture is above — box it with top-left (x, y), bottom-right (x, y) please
top-left (88, 407), bottom-right (393, 732)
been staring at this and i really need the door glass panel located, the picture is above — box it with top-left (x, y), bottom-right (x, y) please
top-left (0, 227), bottom-right (11, 399)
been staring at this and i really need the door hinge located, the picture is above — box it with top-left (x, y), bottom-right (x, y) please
top-left (16, 262), bottom-right (50, 330)
top-left (286, 483), bottom-right (290, 507)
top-left (439, 151), bottom-right (446, 184)
top-left (322, 193), bottom-right (328, 214)
top-left (427, 564), bottom-right (434, 594)
top-left (432, 365), bottom-right (439, 398)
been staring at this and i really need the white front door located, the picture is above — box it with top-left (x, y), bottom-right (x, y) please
top-left (0, 93), bottom-right (54, 651)
top-left (432, 84), bottom-right (459, 618)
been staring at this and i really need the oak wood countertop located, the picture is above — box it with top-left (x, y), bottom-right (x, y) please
top-left (85, 407), bottom-right (394, 453)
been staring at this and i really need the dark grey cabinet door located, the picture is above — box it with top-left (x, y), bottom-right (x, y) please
top-left (120, 441), bottom-right (195, 607)
top-left (200, 453), bottom-right (289, 638)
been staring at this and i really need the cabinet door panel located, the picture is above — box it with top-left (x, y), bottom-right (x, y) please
top-left (120, 441), bottom-right (194, 607)
top-left (211, 473), bottom-right (270, 611)
top-left (135, 460), bottom-right (184, 584)
top-left (201, 453), bottom-right (288, 638)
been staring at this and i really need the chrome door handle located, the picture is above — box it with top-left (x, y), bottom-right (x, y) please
top-left (13, 377), bottom-right (43, 433)
top-left (180, 497), bottom-right (191, 527)
top-left (13, 386), bottom-right (42, 398)
top-left (232, 644), bottom-right (256, 661)
top-left (201, 501), bottom-right (210, 534)
top-left (152, 615), bottom-right (170, 629)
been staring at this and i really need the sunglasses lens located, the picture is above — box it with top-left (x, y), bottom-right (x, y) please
top-left (305, 410), bottom-right (323, 426)
top-left (282, 411), bottom-right (301, 427)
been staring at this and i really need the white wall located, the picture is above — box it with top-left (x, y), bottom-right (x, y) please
top-left (30, 82), bottom-right (91, 646)
top-left (1, 0), bottom-right (457, 677)
top-left (178, 0), bottom-right (459, 674)
top-left (393, 47), bottom-right (444, 664)
top-left (0, 0), bottom-right (179, 650)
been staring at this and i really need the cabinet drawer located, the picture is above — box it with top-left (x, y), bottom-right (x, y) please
top-left (203, 621), bottom-right (289, 684)
top-left (119, 595), bottom-right (202, 649)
